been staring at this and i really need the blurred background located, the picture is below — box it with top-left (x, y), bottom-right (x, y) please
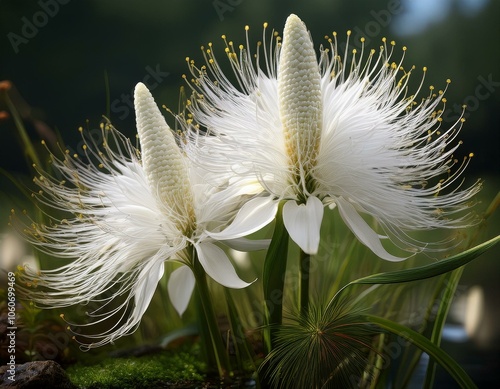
top-left (0, 0), bottom-right (499, 386)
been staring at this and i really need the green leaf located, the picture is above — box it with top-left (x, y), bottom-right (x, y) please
top-left (423, 267), bottom-right (465, 389)
top-left (364, 315), bottom-right (477, 389)
top-left (345, 235), bottom-right (499, 287)
top-left (262, 201), bottom-right (289, 351)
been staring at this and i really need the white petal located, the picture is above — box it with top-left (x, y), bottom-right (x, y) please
top-left (335, 197), bottom-right (406, 262)
top-left (283, 196), bottom-right (324, 255)
top-left (222, 237), bottom-right (271, 251)
top-left (208, 196), bottom-right (278, 240)
top-left (133, 260), bottom-right (165, 318)
top-left (195, 242), bottom-right (254, 289)
top-left (167, 265), bottom-right (196, 316)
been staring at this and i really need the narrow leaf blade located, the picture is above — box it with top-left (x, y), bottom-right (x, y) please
top-left (365, 315), bottom-right (478, 389)
top-left (352, 235), bottom-right (499, 286)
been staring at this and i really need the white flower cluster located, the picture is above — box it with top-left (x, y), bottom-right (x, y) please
top-left (19, 14), bottom-right (479, 348)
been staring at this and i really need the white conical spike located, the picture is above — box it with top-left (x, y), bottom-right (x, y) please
top-left (134, 82), bottom-right (195, 230)
top-left (278, 14), bottom-right (322, 173)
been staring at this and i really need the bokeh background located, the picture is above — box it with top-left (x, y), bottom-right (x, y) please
top-left (1, 0), bottom-right (499, 386)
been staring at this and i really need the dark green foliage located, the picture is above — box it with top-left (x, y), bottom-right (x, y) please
top-left (261, 300), bottom-right (379, 389)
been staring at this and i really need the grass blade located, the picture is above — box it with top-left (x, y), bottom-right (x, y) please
top-left (344, 235), bottom-right (499, 288)
top-left (364, 315), bottom-right (478, 389)
top-left (423, 267), bottom-right (464, 389)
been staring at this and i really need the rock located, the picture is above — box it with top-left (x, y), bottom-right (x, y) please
top-left (0, 360), bottom-right (76, 389)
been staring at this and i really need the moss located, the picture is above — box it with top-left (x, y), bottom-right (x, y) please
top-left (66, 345), bottom-right (206, 389)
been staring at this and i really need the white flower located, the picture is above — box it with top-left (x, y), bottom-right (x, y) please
top-left (19, 83), bottom-right (267, 348)
top-left (180, 14), bottom-right (480, 259)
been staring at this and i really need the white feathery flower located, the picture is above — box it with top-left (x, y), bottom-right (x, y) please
top-left (180, 14), bottom-right (480, 259)
top-left (18, 83), bottom-right (267, 348)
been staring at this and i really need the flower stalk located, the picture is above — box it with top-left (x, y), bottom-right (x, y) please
top-left (191, 247), bottom-right (231, 377)
top-left (299, 249), bottom-right (310, 317)
top-left (262, 201), bottom-right (289, 352)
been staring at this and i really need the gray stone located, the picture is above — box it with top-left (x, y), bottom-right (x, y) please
top-left (0, 360), bottom-right (76, 389)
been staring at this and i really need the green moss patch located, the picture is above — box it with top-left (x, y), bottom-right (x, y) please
top-left (66, 346), bottom-right (206, 389)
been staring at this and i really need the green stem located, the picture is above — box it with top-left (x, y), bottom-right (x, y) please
top-left (299, 249), bottom-right (310, 317)
top-left (191, 248), bottom-right (230, 377)
top-left (2, 87), bottom-right (41, 167)
top-left (262, 201), bottom-right (289, 352)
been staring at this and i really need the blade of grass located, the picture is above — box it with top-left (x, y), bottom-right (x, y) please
top-left (223, 288), bottom-right (257, 374)
top-left (423, 267), bottom-right (464, 389)
top-left (364, 315), bottom-right (478, 389)
top-left (332, 235), bottom-right (499, 299)
top-left (397, 275), bottom-right (447, 388)
top-left (2, 85), bottom-right (41, 167)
